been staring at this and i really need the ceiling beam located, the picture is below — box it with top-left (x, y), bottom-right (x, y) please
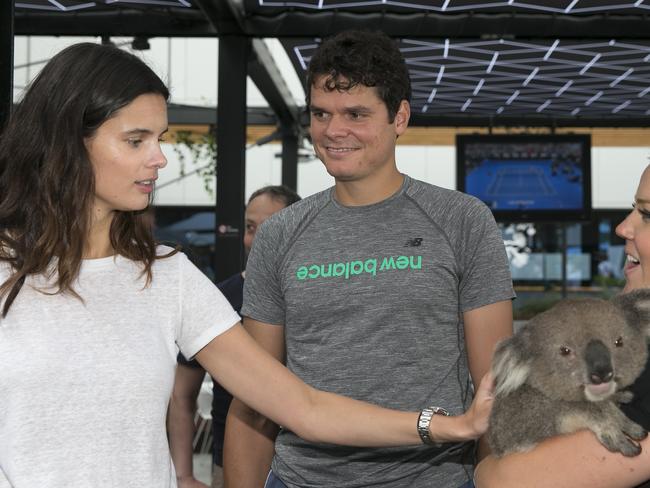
top-left (13, 5), bottom-right (650, 39)
top-left (231, 12), bottom-right (650, 39)
top-left (408, 114), bottom-right (650, 128)
top-left (14, 9), bottom-right (214, 37)
top-left (195, 0), bottom-right (305, 139)
top-left (249, 39), bottom-right (304, 135)
top-left (193, 0), bottom-right (244, 36)
top-left (167, 104), bottom-right (278, 126)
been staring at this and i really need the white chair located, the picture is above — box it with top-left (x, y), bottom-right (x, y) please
top-left (192, 374), bottom-right (213, 454)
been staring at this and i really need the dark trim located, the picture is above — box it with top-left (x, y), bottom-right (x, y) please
top-left (215, 35), bottom-right (248, 281)
top-left (167, 104), bottom-right (278, 126)
top-left (13, 4), bottom-right (650, 39)
top-left (281, 127), bottom-right (299, 191)
top-left (409, 114), bottom-right (650, 128)
top-left (14, 10), bottom-right (214, 37)
top-left (0, 1), bottom-right (13, 131)
top-left (231, 12), bottom-right (650, 39)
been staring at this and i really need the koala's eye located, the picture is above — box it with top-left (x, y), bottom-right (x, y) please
top-left (559, 346), bottom-right (572, 356)
top-left (615, 336), bottom-right (624, 347)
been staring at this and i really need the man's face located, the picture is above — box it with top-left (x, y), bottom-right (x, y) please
top-left (309, 76), bottom-right (409, 183)
top-left (243, 193), bottom-right (287, 254)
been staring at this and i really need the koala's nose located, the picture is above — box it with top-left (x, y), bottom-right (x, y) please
top-left (585, 339), bottom-right (614, 384)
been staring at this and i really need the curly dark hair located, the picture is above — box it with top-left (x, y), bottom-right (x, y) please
top-left (0, 42), bottom-right (170, 317)
top-left (305, 30), bottom-right (411, 122)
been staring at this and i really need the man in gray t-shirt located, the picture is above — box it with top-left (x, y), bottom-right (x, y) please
top-left (224, 30), bottom-right (514, 488)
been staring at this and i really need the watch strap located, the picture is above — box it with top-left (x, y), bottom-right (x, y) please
top-left (417, 406), bottom-right (450, 445)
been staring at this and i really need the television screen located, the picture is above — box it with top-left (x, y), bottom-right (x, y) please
top-left (456, 134), bottom-right (592, 222)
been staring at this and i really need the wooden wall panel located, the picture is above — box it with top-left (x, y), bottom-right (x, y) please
top-left (165, 124), bottom-right (650, 147)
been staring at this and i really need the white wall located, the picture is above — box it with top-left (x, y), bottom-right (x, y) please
top-left (155, 142), bottom-right (334, 205)
top-left (13, 36), bottom-right (305, 108)
top-left (395, 146), bottom-right (456, 190)
top-left (591, 148), bottom-right (649, 209)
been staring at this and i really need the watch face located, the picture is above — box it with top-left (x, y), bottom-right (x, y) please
top-left (432, 407), bottom-right (450, 416)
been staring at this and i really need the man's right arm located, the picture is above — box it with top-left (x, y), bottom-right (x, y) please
top-left (167, 362), bottom-right (209, 488)
top-left (223, 317), bottom-right (285, 488)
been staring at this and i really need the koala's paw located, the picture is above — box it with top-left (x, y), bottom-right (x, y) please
top-left (599, 430), bottom-right (643, 457)
top-left (621, 418), bottom-right (648, 442)
top-left (614, 390), bottom-right (635, 404)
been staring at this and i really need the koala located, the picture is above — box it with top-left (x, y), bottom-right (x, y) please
top-left (487, 289), bottom-right (650, 458)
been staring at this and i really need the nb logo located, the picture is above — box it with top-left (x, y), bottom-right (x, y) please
top-left (404, 237), bottom-right (423, 247)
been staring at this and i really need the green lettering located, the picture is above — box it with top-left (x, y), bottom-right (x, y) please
top-left (333, 263), bottom-right (346, 277)
top-left (296, 266), bottom-right (308, 280)
top-left (380, 257), bottom-right (396, 270)
top-left (320, 264), bottom-right (332, 277)
top-left (410, 255), bottom-right (422, 269)
top-left (396, 256), bottom-right (409, 270)
top-left (308, 264), bottom-right (320, 279)
top-left (364, 258), bottom-right (377, 276)
top-left (350, 260), bottom-right (364, 275)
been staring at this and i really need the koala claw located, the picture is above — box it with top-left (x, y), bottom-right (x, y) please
top-left (614, 391), bottom-right (635, 404)
top-left (620, 440), bottom-right (643, 458)
top-left (599, 432), bottom-right (643, 457)
top-left (622, 421), bottom-right (647, 442)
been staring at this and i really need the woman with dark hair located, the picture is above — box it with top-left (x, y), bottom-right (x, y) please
top-left (0, 42), bottom-right (169, 311)
top-left (0, 43), bottom-right (494, 488)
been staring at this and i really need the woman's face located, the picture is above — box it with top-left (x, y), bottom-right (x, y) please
top-left (616, 166), bottom-right (650, 292)
top-left (85, 93), bottom-right (168, 221)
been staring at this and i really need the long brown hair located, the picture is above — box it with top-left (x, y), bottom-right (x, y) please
top-left (0, 43), bottom-right (170, 317)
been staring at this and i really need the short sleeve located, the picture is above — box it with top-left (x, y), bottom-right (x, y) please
top-left (458, 201), bottom-right (515, 312)
top-left (176, 254), bottom-right (241, 359)
top-left (240, 218), bottom-right (286, 325)
top-left (177, 352), bottom-right (202, 368)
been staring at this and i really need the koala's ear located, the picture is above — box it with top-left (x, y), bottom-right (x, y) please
top-left (492, 335), bottom-right (531, 396)
top-left (612, 289), bottom-right (650, 337)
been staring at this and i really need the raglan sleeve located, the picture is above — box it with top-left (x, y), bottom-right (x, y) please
top-left (240, 217), bottom-right (286, 326)
top-left (457, 199), bottom-right (515, 312)
top-left (175, 253), bottom-right (241, 360)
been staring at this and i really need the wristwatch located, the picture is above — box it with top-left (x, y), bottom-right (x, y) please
top-left (417, 406), bottom-right (450, 445)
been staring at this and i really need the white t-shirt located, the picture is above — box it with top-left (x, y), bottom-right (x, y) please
top-left (0, 248), bottom-right (240, 487)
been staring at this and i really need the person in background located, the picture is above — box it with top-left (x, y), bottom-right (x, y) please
top-left (168, 185), bottom-right (301, 488)
top-left (474, 166), bottom-right (650, 488)
top-left (223, 30), bottom-right (514, 488)
top-left (0, 41), bottom-right (496, 488)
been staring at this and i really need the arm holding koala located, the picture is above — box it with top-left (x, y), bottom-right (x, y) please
top-left (464, 299), bottom-right (514, 459)
top-left (474, 430), bottom-right (650, 488)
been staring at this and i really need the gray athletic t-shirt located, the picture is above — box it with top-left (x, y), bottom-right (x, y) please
top-left (242, 175), bottom-right (514, 488)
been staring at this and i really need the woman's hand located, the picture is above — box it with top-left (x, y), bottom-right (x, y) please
top-left (430, 372), bottom-right (495, 442)
top-left (464, 371), bottom-right (495, 438)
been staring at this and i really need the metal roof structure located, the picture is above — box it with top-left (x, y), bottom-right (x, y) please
top-left (11, 0), bottom-right (650, 127)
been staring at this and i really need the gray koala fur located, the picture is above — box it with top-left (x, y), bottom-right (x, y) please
top-left (488, 289), bottom-right (650, 458)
